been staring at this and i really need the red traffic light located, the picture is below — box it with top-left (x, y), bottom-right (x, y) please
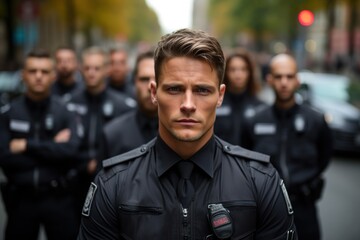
top-left (298, 10), bottom-right (314, 26)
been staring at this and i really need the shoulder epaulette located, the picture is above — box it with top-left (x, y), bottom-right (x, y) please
top-left (215, 136), bottom-right (269, 163)
top-left (102, 138), bottom-right (156, 168)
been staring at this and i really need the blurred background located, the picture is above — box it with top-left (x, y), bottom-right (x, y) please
top-left (0, 0), bottom-right (359, 77)
top-left (0, 0), bottom-right (360, 239)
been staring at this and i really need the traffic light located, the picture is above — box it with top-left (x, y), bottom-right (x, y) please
top-left (298, 10), bottom-right (314, 27)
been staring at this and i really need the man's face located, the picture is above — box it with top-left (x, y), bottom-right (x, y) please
top-left (226, 56), bottom-right (249, 92)
top-left (55, 49), bottom-right (78, 80)
top-left (267, 57), bottom-right (299, 103)
top-left (135, 58), bottom-right (157, 115)
top-left (82, 54), bottom-right (108, 91)
top-left (22, 57), bottom-right (55, 98)
top-left (109, 51), bottom-right (128, 84)
top-left (150, 57), bottom-right (225, 145)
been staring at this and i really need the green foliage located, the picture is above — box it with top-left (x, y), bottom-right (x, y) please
top-left (42, 0), bottom-right (161, 43)
top-left (208, 0), bottom-right (328, 48)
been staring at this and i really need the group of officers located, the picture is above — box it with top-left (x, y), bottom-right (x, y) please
top-left (0, 28), bottom-right (332, 240)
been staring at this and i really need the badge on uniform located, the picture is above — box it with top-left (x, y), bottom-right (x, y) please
top-left (10, 119), bottom-right (30, 133)
top-left (254, 123), bottom-right (276, 135)
top-left (103, 101), bottom-right (114, 117)
top-left (280, 180), bottom-right (294, 215)
top-left (45, 114), bottom-right (54, 130)
top-left (82, 182), bottom-right (97, 217)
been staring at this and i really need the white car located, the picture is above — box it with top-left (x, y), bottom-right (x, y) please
top-left (297, 72), bottom-right (360, 154)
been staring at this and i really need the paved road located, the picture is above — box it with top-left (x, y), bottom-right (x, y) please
top-left (318, 154), bottom-right (360, 240)
top-left (0, 154), bottom-right (359, 239)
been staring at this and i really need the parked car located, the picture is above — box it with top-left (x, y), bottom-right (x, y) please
top-left (297, 72), bottom-right (360, 154)
top-left (0, 70), bottom-right (24, 107)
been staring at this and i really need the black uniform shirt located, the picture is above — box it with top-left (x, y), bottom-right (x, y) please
top-left (78, 136), bottom-right (297, 239)
top-left (156, 136), bottom-right (214, 190)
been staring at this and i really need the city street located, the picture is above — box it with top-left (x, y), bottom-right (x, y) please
top-left (319, 153), bottom-right (360, 240)
top-left (0, 154), bottom-right (359, 239)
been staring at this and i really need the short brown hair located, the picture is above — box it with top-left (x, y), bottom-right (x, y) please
top-left (24, 49), bottom-right (53, 68)
top-left (133, 50), bottom-right (154, 78)
top-left (154, 28), bottom-right (225, 86)
top-left (82, 46), bottom-right (109, 66)
top-left (26, 49), bottom-right (52, 59)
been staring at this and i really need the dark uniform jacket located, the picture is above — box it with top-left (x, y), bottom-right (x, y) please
top-left (102, 110), bottom-right (158, 158)
top-left (242, 103), bottom-right (332, 198)
top-left (52, 78), bottom-right (84, 103)
top-left (0, 96), bottom-right (80, 187)
top-left (67, 89), bottom-right (136, 171)
top-left (215, 91), bottom-right (265, 145)
top-left (78, 136), bottom-right (297, 240)
top-left (107, 75), bottom-right (136, 100)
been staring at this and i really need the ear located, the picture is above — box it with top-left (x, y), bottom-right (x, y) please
top-left (150, 80), bottom-right (158, 105)
top-left (266, 73), bottom-right (273, 86)
top-left (294, 74), bottom-right (300, 89)
top-left (217, 84), bottom-right (226, 107)
top-left (50, 69), bottom-right (56, 83)
top-left (21, 70), bottom-right (26, 83)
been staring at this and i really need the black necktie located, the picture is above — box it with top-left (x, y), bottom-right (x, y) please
top-left (176, 161), bottom-right (195, 208)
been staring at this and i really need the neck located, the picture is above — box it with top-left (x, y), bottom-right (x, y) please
top-left (159, 126), bottom-right (213, 160)
top-left (275, 97), bottom-right (296, 110)
top-left (26, 92), bottom-right (49, 102)
top-left (87, 83), bottom-right (105, 96)
top-left (227, 86), bottom-right (246, 95)
top-left (58, 76), bottom-right (76, 86)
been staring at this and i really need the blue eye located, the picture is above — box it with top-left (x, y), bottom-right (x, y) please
top-left (195, 88), bottom-right (211, 95)
top-left (167, 86), bottom-right (181, 94)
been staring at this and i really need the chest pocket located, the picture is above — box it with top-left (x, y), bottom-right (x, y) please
top-left (117, 204), bottom-right (167, 239)
top-left (221, 200), bottom-right (257, 240)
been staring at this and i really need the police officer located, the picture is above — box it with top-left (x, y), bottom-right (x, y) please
top-left (52, 46), bottom-right (84, 102)
top-left (66, 46), bottom-right (136, 219)
top-left (102, 51), bottom-right (158, 158)
top-left (77, 29), bottom-right (297, 240)
top-left (242, 53), bottom-right (332, 240)
top-left (0, 49), bottom-right (80, 240)
top-left (107, 47), bottom-right (135, 99)
top-left (214, 49), bottom-right (265, 145)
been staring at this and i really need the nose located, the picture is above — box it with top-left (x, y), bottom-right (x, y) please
top-left (280, 76), bottom-right (289, 85)
top-left (35, 70), bottom-right (43, 79)
top-left (180, 90), bottom-right (196, 113)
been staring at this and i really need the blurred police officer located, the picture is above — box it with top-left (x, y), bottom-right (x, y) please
top-left (107, 47), bottom-right (135, 98)
top-left (77, 29), bottom-right (297, 240)
top-left (102, 50), bottom-right (158, 158)
top-left (67, 46), bottom-right (136, 218)
top-left (0, 49), bottom-right (80, 240)
top-left (242, 53), bottom-right (332, 240)
top-left (214, 49), bottom-right (265, 145)
top-left (52, 47), bottom-right (84, 102)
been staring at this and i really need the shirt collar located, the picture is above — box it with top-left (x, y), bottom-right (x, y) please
top-left (155, 136), bottom-right (215, 178)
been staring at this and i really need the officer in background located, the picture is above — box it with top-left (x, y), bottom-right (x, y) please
top-left (242, 53), bottom-right (332, 240)
top-left (107, 47), bottom-right (135, 98)
top-left (52, 47), bottom-right (84, 102)
top-left (66, 46), bottom-right (136, 220)
top-left (77, 29), bottom-right (297, 240)
top-left (0, 49), bottom-right (80, 240)
top-left (214, 49), bottom-right (265, 145)
top-left (102, 50), bottom-right (158, 158)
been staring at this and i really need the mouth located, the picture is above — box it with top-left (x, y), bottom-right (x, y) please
top-left (176, 119), bottom-right (199, 126)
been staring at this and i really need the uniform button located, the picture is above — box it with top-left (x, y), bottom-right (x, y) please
top-left (224, 146), bottom-right (231, 151)
top-left (140, 146), bottom-right (147, 152)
